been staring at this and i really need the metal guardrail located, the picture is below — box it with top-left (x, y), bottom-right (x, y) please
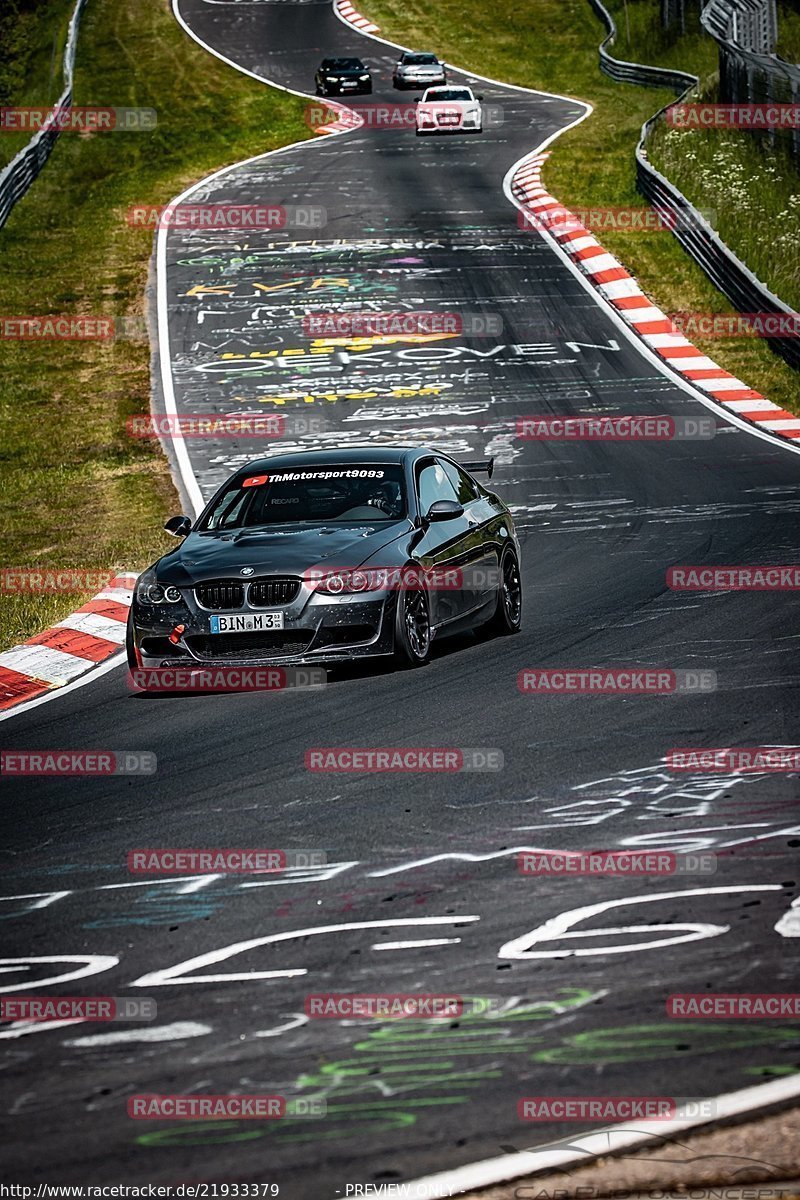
top-left (583, 0), bottom-right (800, 372)
top-left (0, 0), bottom-right (88, 230)
top-left (636, 130), bottom-right (800, 369)
top-left (585, 0), bottom-right (697, 90)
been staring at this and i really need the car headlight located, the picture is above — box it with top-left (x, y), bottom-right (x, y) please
top-left (136, 569), bottom-right (182, 605)
top-left (359, 74), bottom-right (370, 81)
top-left (327, 76), bottom-right (339, 83)
top-left (314, 569), bottom-right (387, 595)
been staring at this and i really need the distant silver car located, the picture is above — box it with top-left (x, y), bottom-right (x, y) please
top-left (393, 51), bottom-right (447, 90)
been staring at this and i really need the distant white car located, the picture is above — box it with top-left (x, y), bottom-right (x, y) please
top-left (415, 86), bottom-right (483, 136)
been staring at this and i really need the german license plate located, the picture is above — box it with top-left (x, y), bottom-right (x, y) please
top-left (210, 612), bottom-right (284, 634)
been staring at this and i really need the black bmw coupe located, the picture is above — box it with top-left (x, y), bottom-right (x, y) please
top-left (127, 447), bottom-right (522, 676)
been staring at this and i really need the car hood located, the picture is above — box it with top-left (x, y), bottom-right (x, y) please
top-left (155, 521), bottom-right (411, 584)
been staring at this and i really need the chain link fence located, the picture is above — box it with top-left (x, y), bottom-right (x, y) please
top-left (702, 0), bottom-right (800, 162)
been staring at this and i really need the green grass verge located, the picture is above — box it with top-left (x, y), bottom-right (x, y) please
top-left (776, 2), bottom-right (800, 63)
top-left (0, 0), bottom-right (76, 163)
top-left (651, 125), bottom-right (800, 311)
top-left (0, 0), bottom-right (313, 651)
top-left (357, 0), bottom-right (800, 414)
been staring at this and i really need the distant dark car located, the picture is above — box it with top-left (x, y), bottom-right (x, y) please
top-left (393, 51), bottom-right (447, 89)
top-left (127, 447), bottom-right (522, 677)
top-left (315, 57), bottom-right (372, 97)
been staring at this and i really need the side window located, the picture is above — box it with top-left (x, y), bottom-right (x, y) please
top-left (439, 459), bottom-right (479, 504)
top-left (416, 461), bottom-right (458, 515)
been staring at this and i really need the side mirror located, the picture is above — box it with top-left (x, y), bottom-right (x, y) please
top-left (426, 499), bottom-right (464, 523)
top-left (476, 93), bottom-right (485, 101)
top-left (164, 514), bottom-right (192, 538)
top-left (413, 97), bottom-right (420, 103)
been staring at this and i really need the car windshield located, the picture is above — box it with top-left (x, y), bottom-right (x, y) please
top-left (424, 88), bottom-right (472, 101)
top-left (201, 465), bottom-right (407, 530)
top-left (405, 54), bottom-right (439, 64)
top-left (325, 58), bottom-right (365, 70)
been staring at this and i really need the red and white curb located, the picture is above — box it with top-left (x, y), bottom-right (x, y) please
top-left (0, 573), bottom-right (135, 713)
top-left (511, 152), bottom-right (800, 443)
top-left (312, 100), bottom-right (365, 137)
top-left (334, 0), bottom-right (380, 34)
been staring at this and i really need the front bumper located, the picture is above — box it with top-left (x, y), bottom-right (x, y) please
top-left (395, 72), bottom-right (446, 87)
top-left (416, 122), bottom-right (478, 134)
top-left (131, 587), bottom-right (396, 668)
top-left (323, 79), bottom-right (371, 95)
top-left (416, 110), bottom-right (481, 134)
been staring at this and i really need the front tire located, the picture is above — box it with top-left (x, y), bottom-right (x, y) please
top-left (485, 547), bottom-right (522, 636)
top-left (126, 615), bottom-right (138, 670)
top-left (393, 585), bottom-right (431, 667)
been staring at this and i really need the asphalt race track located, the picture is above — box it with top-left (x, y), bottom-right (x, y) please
top-left (1, 0), bottom-right (799, 1190)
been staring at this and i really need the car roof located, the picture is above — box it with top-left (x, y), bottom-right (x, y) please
top-left (231, 446), bottom-right (433, 476)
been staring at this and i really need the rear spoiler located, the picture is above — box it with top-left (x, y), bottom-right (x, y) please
top-left (461, 458), bottom-right (494, 479)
